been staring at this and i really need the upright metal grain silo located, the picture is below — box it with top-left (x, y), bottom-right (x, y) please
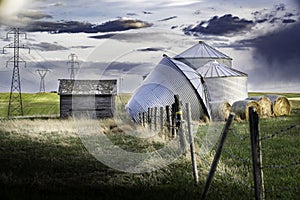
top-left (197, 60), bottom-right (248, 105)
top-left (126, 55), bottom-right (211, 122)
top-left (174, 41), bottom-right (232, 70)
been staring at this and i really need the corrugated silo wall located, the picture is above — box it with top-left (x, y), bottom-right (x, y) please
top-left (205, 76), bottom-right (248, 105)
top-left (126, 59), bottom-right (207, 122)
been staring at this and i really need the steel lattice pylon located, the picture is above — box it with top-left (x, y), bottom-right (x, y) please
top-left (2, 28), bottom-right (30, 117)
top-left (36, 69), bottom-right (49, 93)
top-left (67, 53), bottom-right (79, 80)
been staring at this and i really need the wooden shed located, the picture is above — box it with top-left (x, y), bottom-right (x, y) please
top-left (58, 79), bottom-right (117, 119)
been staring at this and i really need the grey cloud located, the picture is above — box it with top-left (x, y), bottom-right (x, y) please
top-left (87, 32), bottom-right (171, 43)
top-left (32, 42), bottom-right (68, 51)
top-left (158, 16), bottom-right (177, 22)
top-left (143, 11), bottom-right (153, 15)
top-left (18, 11), bottom-right (53, 20)
top-left (183, 14), bottom-right (254, 36)
top-left (136, 47), bottom-right (165, 52)
top-left (70, 45), bottom-right (95, 49)
top-left (127, 13), bottom-right (138, 16)
top-left (23, 18), bottom-right (152, 33)
top-left (89, 33), bottom-right (116, 39)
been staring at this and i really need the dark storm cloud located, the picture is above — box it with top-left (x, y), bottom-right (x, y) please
top-left (183, 14), bottom-right (254, 36)
top-left (31, 42), bottom-right (68, 51)
top-left (23, 18), bottom-right (152, 33)
top-left (282, 19), bottom-right (296, 24)
top-left (252, 3), bottom-right (298, 25)
top-left (238, 22), bottom-right (300, 83)
top-left (158, 16), bottom-right (177, 22)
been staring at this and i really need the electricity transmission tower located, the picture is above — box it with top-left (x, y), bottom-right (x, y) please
top-left (2, 28), bottom-right (30, 117)
top-left (36, 69), bottom-right (49, 93)
top-left (67, 53), bottom-right (79, 80)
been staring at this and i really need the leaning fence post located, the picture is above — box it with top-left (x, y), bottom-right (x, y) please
top-left (249, 107), bottom-right (265, 200)
top-left (200, 113), bottom-right (235, 200)
top-left (186, 102), bottom-right (199, 186)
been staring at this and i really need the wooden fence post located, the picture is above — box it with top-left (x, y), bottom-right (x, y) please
top-left (186, 102), bottom-right (199, 186)
top-left (154, 107), bottom-right (158, 131)
top-left (139, 113), bottom-right (142, 125)
top-left (160, 107), bottom-right (164, 131)
top-left (174, 95), bottom-right (186, 152)
top-left (171, 103), bottom-right (176, 137)
top-left (166, 105), bottom-right (171, 130)
top-left (249, 107), bottom-right (265, 200)
top-left (148, 107), bottom-right (152, 130)
top-left (142, 112), bottom-right (146, 127)
top-left (200, 113), bottom-right (235, 200)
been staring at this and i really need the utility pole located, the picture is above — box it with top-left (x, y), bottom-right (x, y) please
top-left (67, 53), bottom-right (79, 80)
top-left (2, 28), bottom-right (30, 117)
top-left (36, 69), bottom-right (49, 93)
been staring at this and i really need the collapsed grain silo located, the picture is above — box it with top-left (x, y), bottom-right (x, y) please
top-left (174, 41), bottom-right (232, 70)
top-left (126, 55), bottom-right (211, 122)
top-left (197, 60), bottom-right (248, 105)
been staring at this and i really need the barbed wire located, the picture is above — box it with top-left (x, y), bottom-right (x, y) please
top-left (222, 149), bottom-right (252, 165)
top-left (229, 128), bottom-right (250, 142)
top-left (265, 185), bottom-right (300, 193)
top-left (262, 160), bottom-right (300, 169)
top-left (259, 124), bottom-right (300, 141)
top-left (215, 169), bottom-right (254, 192)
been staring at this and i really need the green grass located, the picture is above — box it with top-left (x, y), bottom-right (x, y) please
top-left (0, 92), bottom-right (299, 199)
top-left (0, 92), bottom-right (59, 118)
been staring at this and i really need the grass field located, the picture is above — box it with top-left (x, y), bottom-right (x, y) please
top-left (0, 92), bottom-right (299, 199)
top-left (0, 92), bottom-right (59, 118)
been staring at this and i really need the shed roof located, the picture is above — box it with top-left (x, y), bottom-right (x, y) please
top-left (197, 60), bottom-right (247, 78)
top-left (58, 79), bottom-right (117, 95)
top-left (174, 41), bottom-right (232, 59)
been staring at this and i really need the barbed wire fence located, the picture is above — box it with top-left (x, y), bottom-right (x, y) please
top-left (199, 106), bottom-right (300, 200)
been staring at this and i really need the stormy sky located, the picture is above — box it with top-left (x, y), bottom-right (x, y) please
top-left (0, 0), bottom-right (299, 93)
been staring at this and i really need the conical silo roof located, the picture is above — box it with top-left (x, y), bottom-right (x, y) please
top-left (174, 41), bottom-right (231, 59)
top-left (197, 60), bottom-right (247, 78)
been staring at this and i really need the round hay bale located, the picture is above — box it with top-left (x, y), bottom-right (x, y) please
top-left (246, 96), bottom-right (272, 117)
top-left (209, 101), bottom-right (231, 121)
top-left (231, 100), bottom-right (260, 121)
top-left (265, 95), bottom-right (291, 116)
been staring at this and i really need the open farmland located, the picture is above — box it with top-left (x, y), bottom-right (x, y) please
top-left (0, 92), bottom-right (299, 199)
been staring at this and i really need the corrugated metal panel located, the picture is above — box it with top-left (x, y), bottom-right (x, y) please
top-left (205, 76), bottom-right (248, 105)
top-left (126, 56), bottom-right (211, 122)
top-left (197, 60), bottom-right (247, 78)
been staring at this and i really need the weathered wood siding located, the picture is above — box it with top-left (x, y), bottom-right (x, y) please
top-left (60, 95), bottom-right (115, 119)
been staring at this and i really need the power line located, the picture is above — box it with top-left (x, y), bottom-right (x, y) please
top-left (2, 28), bottom-right (30, 118)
